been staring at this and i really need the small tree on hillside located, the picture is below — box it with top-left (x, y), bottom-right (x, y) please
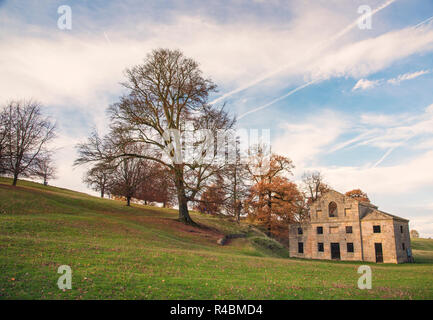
top-left (0, 100), bottom-right (56, 185)
top-left (83, 164), bottom-right (113, 198)
top-left (77, 130), bottom-right (114, 198)
top-left (109, 156), bottom-right (146, 206)
top-left (32, 153), bottom-right (57, 185)
top-left (135, 164), bottom-right (176, 207)
top-left (105, 140), bottom-right (152, 207)
top-left (410, 230), bottom-right (420, 238)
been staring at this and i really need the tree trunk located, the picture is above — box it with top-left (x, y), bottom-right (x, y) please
top-left (12, 172), bottom-right (18, 186)
top-left (233, 169), bottom-right (239, 223)
top-left (235, 201), bottom-right (241, 223)
top-left (100, 189), bottom-right (104, 198)
top-left (178, 193), bottom-right (193, 224)
top-left (126, 196), bottom-right (131, 206)
top-left (174, 166), bottom-right (194, 224)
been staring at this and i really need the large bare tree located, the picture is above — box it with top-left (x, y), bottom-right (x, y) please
top-left (0, 100), bottom-right (56, 185)
top-left (77, 49), bottom-right (235, 224)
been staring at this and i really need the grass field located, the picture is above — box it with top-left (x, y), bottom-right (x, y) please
top-left (1, 177), bottom-right (432, 299)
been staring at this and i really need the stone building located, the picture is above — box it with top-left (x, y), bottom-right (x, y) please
top-left (288, 190), bottom-right (412, 263)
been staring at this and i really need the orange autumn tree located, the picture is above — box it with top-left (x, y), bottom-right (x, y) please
top-left (245, 152), bottom-right (303, 239)
top-left (345, 189), bottom-right (370, 203)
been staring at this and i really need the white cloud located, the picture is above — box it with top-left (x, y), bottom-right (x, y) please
top-left (352, 78), bottom-right (381, 91)
top-left (272, 104), bottom-right (433, 196)
top-left (387, 69), bottom-right (431, 85)
top-left (319, 150), bottom-right (433, 195)
top-left (273, 110), bottom-right (349, 168)
top-left (310, 26), bottom-right (433, 80)
top-left (352, 69), bottom-right (432, 91)
top-left (359, 113), bottom-right (409, 126)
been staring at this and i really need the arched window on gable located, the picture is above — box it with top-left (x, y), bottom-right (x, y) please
top-left (329, 201), bottom-right (338, 217)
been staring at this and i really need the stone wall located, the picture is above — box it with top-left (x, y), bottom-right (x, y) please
top-left (393, 220), bottom-right (411, 263)
top-left (288, 223), bottom-right (311, 258)
top-left (360, 219), bottom-right (397, 263)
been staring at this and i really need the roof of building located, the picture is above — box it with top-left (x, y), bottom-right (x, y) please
top-left (321, 189), bottom-right (409, 222)
top-left (361, 208), bottom-right (409, 222)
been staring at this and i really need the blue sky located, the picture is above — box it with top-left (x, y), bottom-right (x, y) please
top-left (1, 0), bottom-right (433, 236)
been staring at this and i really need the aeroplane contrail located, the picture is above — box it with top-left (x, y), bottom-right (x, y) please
top-left (414, 15), bottom-right (433, 29)
top-left (238, 79), bottom-right (318, 120)
top-left (211, 0), bottom-right (398, 107)
top-left (239, 1), bottom-right (433, 121)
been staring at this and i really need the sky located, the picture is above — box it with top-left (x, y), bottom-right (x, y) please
top-left (1, 0), bottom-right (433, 236)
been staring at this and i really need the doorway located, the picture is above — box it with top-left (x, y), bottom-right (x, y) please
top-left (375, 243), bottom-right (383, 263)
top-left (331, 243), bottom-right (340, 260)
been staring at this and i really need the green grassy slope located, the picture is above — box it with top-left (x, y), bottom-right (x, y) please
top-left (1, 177), bottom-right (432, 299)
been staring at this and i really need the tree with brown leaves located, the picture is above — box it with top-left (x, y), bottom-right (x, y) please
top-left (195, 174), bottom-right (226, 215)
top-left (135, 164), bottom-right (176, 208)
top-left (246, 175), bottom-right (303, 240)
top-left (245, 152), bottom-right (302, 239)
top-left (345, 188), bottom-right (370, 203)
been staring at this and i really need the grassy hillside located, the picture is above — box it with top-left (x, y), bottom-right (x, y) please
top-left (1, 177), bottom-right (433, 299)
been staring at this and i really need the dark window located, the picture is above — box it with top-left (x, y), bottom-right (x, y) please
top-left (346, 226), bottom-right (353, 234)
top-left (402, 243), bottom-right (405, 250)
top-left (298, 242), bottom-right (304, 254)
top-left (373, 225), bottom-right (381, 233)
top-left (318, 242), bottom-right (324, 252)
top-left (317, 226), bottom-right (323, 234)
top-left (298, 227), bottom-right (303, 235)
top-left (329, 202), bottom-right (338, 217)
top-left (400, 226), bottom-right (403, 233)
top-left (347, 243), bottom-right (354, 253)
